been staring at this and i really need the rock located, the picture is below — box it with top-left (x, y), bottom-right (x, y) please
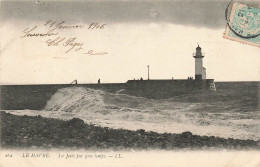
top-left (181, 131), bottom-right (193, 138)
top-left (137, 129), bottom-right (145, 134)
top-left (65, 118), bottom-right (85, 128)
top-left (36, 115), bottom-right (42, 118)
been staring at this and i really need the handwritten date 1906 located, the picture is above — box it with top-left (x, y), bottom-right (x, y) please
top-left (44, 20), bottom-right (106, 30)
top-left (88, 23), bottom-right (106, 29)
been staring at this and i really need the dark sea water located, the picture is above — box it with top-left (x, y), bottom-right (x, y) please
top-left (3, 82), bottom-right (260, 140)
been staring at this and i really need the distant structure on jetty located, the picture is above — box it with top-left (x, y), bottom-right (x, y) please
top-left (126, 45), bottom-right (216, 95)
top-left (80, 45), bottom-right (216, 99)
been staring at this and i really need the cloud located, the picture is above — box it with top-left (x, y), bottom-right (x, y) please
top-left (0, 0), bottom-right (235, 29)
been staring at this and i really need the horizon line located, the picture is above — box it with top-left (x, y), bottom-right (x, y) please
top-left (1, 80), bottom-right (260, 85)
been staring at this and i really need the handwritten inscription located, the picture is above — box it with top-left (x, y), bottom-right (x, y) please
top-left (46, 37), bottom-right (65, 46)
top-left (44, 20), bottom-right (85, 30)
top-left (21, 26), bottom-right (58, 38)
top-left (21, 20), bottom-right (107, 55)
top-left (84, 50), bottom-right (108, 55)
top-left (63, 37), bottom-right (84, 53)
top-left (88, 23), bottom-right (106, 29)
top-left (46, 37), bottom-right (83, 53)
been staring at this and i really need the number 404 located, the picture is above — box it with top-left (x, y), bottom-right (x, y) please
top-left (5, 153), bottom-right (13, 157)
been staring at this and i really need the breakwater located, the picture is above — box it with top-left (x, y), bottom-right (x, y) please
top-left (0, 80), bottom-right (212, 110)
top-left (0, 83), bottom-right (125, 110)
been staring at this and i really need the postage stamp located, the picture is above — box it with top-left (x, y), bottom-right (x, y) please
top-left (223, 2), bottom-right (260, 47)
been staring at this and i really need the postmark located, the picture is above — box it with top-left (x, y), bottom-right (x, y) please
top-left (223, 2), bottom-right (260, 47)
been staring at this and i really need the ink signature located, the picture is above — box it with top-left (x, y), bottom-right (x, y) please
top-left (46, 37), bottom-right (83, 53)
top-left (83, 50), bottom-right (108, 55)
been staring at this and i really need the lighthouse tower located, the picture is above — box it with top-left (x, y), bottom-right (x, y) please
top-left (193, 45), bottom-right (206, 80)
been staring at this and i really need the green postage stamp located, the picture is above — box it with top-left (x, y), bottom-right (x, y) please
top-left (223, 2), bottom-right (260, 47)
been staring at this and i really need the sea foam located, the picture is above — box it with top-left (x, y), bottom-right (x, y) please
top-left (7, 87), bottom-right (260, 140)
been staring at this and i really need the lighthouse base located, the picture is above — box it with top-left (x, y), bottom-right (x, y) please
top-left (195, 75), bottom-right (202, 80)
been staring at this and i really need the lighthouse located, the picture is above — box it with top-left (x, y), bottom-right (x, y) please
top-left (193, 45), bottom-right (206, 80)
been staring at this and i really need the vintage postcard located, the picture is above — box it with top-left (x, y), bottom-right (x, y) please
top-left (0, 0), bottom-right (260, 167)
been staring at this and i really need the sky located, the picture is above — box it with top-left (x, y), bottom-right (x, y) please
top-left (0, 0), bottom-right (259, 84)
